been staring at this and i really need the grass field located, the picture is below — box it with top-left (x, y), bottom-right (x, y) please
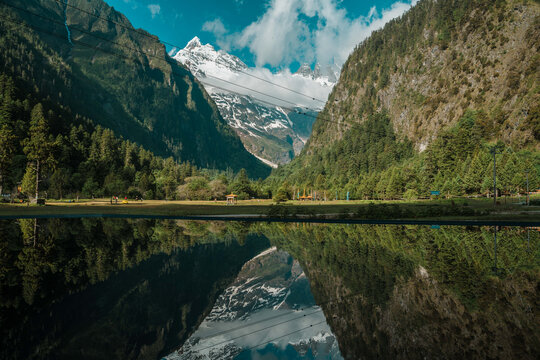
top-left (1, 196), bottom-right (539, 222)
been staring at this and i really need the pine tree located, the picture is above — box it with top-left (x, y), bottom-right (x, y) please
top-left (0, 77), bottom-right (16, 196)
top-left (22, 104), bottom-right (57, 201)
top-left (231, 168), bottom-right (253, 199)
top-left (386, 169), bottom-right (403, 199)
top-left (0, 126), bottom-right (16, 196)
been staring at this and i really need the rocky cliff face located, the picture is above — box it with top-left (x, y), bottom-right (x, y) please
top-left (306, 262), bottom-right (539, 360)
top-left (306, 0), bottom-right (539, 154)
top-left (0, 0), bottom-right (269, 177)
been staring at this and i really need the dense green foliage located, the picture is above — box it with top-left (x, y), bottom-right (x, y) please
top-left (268, 113), bottom-right (414, 195)
top-left (270, 110), bottom-right (539, 200)
top-left (0, 0), bottom-right (269, 178)
top-left (0, 74), bottom-right (273, 200)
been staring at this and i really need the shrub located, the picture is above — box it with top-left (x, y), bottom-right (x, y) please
top-left (404, 189), bottom-right (419, 201)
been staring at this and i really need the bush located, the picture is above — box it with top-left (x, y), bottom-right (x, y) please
top-left (127, 187), bottom-right (142, 199)
top-left (143, 189), bottom-right (154, 199)
top-left (273, 185), bottom-right (290, 203)
top-left (404, 189), bottom-right (419, 201)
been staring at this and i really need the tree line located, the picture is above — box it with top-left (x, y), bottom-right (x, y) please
top-left (0, 73), bottom-right (271, 202)
top-left (268, 110), bottom-right (539, 201)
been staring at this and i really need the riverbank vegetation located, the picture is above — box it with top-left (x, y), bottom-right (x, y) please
top-left (1, 196), bottom-right (539, 222)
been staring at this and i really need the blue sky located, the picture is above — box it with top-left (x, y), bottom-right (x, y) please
top-left (104, 0), bottom-right (417, 71)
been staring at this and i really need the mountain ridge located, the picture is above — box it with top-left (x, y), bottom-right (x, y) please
top-left (0, 0), bottom-right (269, 178)
top-left (310, 0), bottom-right (539, 151)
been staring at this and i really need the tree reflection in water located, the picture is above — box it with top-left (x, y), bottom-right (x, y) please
top-left (0, 218), bottom-right (269, 360)
top-left (264, 223), bottom-right (539, 360)
top-left (0, 219), bottom-right (538, 359)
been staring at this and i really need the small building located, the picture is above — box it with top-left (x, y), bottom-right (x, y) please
top-left (299, 189), bottom-right (313, 201)
top-left (226, 193), bottom-right (238, 205)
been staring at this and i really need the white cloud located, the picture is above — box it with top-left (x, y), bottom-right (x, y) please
top-left (202, 19), bottom-right (230, 50)
top-left (204, 66), bottom-right (333, 110)
top-left (202, 18), bottom-right (227, 36)
top-left (218, 0), bottom-right (418, 68)
top-left (147, 4), bottom-right (161, 19)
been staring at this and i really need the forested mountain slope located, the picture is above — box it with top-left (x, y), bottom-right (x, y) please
top-left (0, 0), bottom-right (269, 178)
top-left (269, 0), bottom-right (539, 199)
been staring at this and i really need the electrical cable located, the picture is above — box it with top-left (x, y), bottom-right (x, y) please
top-left (198, 81), bottom-right (343, 126)
top-left (2, 3), bottom-right (365, 138)
top-left (202, 308), bottom-right (322, 340)
top-left (0, 4), bottom-right (356, 130)
top-left (51, 0), bottom-right (329, 103)
top-left (245, 320), bottom-right (327, 351)
top-left (1, 1), bottom-right (319, 109)
top-left (181, 289), bottom-right (366, 348)
top-left (188, 309), bottom-right (323, 353)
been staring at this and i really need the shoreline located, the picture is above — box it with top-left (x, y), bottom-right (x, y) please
top-left (0, 199), bottom-right (538, 226)
top-left (0, 212), bottom-right (538, 227)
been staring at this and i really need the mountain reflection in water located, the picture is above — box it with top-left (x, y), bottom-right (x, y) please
top-left (0, 219), bottom-right (538, 359)
top-left (166, 248), bottom-right (342, 359)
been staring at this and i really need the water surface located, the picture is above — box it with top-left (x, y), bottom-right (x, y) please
top-left (0, 219), bottom-right (538, 359)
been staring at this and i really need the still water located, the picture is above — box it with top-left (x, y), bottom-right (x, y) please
top-left (0, 218), bottom-right (538, 359)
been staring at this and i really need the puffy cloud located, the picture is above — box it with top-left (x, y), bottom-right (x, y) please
top-left (217, 0), bottom-right (418, 68)
top-left (202, 65), bottom-right (333, 110)
top-left (202, 19), bottom-right (230, 50)
top-left (202, 19), bottom-right (227, 36)
top-left (147, 4), bottom-right (161, 19)
top-left (234, 1), bottom-right (312, 68)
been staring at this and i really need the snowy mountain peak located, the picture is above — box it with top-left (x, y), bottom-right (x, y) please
top-left (294, 62), bottom-right (340, 83)
top-left (171, 36), bottom-right (339, 166)
top-left (173, 37), bottom-right (247, 75)
top-left (185, 36), bottom-right (201, 49)
top-left (296, 63), bottom-right (314, 78)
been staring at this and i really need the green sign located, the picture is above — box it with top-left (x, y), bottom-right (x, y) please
top-left (430, 191), bottom-right (440, 195)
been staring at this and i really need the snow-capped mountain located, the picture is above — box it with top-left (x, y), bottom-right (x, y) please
top-left (294, 63), bottom-right (341, 84)
top-left (173, 37), bottom-right (248, 76)
top-left (165, 248), bottom-right (342, 359)
top-left (171, 37), bottom-right (339, 167)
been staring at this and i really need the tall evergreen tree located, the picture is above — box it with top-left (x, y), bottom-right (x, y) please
top-left (22, 104), bottom-right (57, 200)
top-left (0, 76), bottom-right (16, 196)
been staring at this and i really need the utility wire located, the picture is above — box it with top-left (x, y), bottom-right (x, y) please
top-left (189, 309), bottom-right (324, 353)
top-left (199, 81), bottom-right (356, 129)
top-left (0, 4), bottom-right (355, 130)
top-left (200, 307), bottom-right (322, 341)
top-left (51, 0), bottom-right (328, 103)
top-left (203, 73), bottom-right (308, 108)
top-left (246, 320), bottom-right (327, 351)
top-left (182, 290), bottom-right (366, 348)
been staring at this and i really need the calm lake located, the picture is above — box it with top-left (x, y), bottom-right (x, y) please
top-left (0, 218), bottom-right (538, 359)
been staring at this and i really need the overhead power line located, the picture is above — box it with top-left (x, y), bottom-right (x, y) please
top-left (199, 80), bottom-right (354, 129)
top-left (1, 3), bottom-right (371, 138)
top-left (191, 308), bottom-right (323, 353)
top-left (200, 307), bottom-right (323, 341)
top-left (51, 0), bottom-right (328, 103)
top-left (246, 320), bottom-right (327, 351)
top-left (0, 3), bottom-right (354, 130)
top-left (174, 290), bottom-right (367, 354)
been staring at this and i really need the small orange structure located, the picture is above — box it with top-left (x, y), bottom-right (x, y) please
top-left (226, 193), bottom-right (238, 205)
top-left (299, 189), bottom-right (313, 201)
